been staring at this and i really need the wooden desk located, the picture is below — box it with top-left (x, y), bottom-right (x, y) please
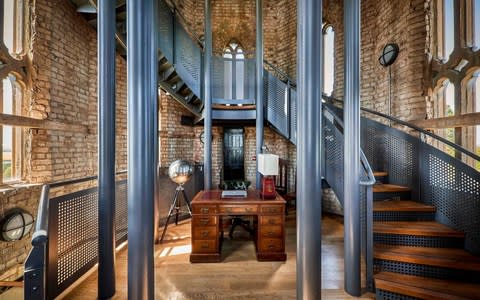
top-left (190, 190), bottom-right (287, 263)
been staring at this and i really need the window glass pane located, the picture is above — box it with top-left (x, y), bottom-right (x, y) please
top-left (236, 60), bottom-right (244, 99)
top-left (224, 60), bottom-right (232, 99)
top-left (445, 80), bottom-right (455, 116)
top-left (443, 0), bottom-right (455, 60)
top-left (3, 126), bottom-right (13, 181)
top-left (2, 77), bottom-right (13, 114)
top-left (475, 0), bottom-right (480, 49)
top-left (323, 26), bottom-right (335, 96)
top-left (2, 0), bottom-right (24, 57)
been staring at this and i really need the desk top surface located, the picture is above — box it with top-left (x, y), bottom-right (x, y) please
top-left (192, 190), bottom-right (286, 204)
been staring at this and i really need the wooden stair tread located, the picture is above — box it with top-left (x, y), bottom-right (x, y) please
top-left (374, 244), bottom-right (480, 271)
top-left (373, 171), bottom-right (388, 177)
top-left (373, 221), bottom-right (465, 237)
top-left (375, 272), bottom-right (480, 300)
top-left (373, 200), bottom-right (436, 212)
top-left (373, 184), bottom-right (410, 193)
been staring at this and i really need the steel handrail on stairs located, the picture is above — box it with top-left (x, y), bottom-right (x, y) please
top-left (24, 171), bottom-right (127, 300)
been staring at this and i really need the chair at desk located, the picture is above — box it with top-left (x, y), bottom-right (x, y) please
top-left (275, 159), bottom-right (296, 215)
top-left (219, 180), bottom-right (254, 239)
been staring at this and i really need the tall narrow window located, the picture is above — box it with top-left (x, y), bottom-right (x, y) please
top-left (462, 69), bottom-right (480, 170)
top-left (223, 40), bottom-right (245, 100)
top-left (2, 0), bottom-right (25, 58)
top-left (437, 0), bottom-right (455, 62)
top-left (1, 74), bottom-right (23, 182)
top-left (433, 79), bottom-right (455, 156)
top-left (322, 25), bottom-right (335, 96)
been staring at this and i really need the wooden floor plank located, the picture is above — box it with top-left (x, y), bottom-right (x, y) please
top-left (373, 184), bottom-right (411, 193)
top-left (373, 200), bottom-right (436, 212)
top-left (375, 272), bottom-right (480, 300)
top-left (373, 221), bottom-right (465, 237)
top-left (374, 244), bottom-right (480, 271)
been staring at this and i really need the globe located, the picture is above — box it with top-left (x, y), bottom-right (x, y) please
top-left (168, 160), bottom-right (193, 185)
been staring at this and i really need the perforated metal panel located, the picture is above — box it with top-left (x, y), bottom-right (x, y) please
top-left (289, 89), bottom-right (297, 144)
top-left (376, 289), bottom-right (417, 300)
top-left (245, 59), bottom-right (256, 100)
top-left (47, 180), bottom-right (129, 298)
top-left (115, 180), bottom-right (128, 245)
top-left (211, 56), bottom-right (224, 99)
top-left (421, 144), bottom-right (480, 254)
top-left (174, 20), bottom-right (201, 96)
top-left (323, 110), bottom-right (345, 206)
top-left (265, 71), bottom-right (289, 136)
top-left (374, 211), bottom-right (434, 222)
top-left (158, 0), bottom-right (174, 62)
top-left (374, 259), bottom-right (480, 283)
top-left (373, 233), bottom-right (463, 248)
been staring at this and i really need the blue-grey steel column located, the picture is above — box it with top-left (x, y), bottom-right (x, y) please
top-left (255, 0), bottom-right (264, 189)
top-left (152, 0), bottom-right (160, 244)
top-left (296, 0), bottom-right (322, 299)
top-left (127, 0), bottom-right (156, 298)
top-left (97, 0), bottom-right (116, 298)
top-left (204, 0), bottom-right (212, 190)
top-left (344, 0), bottom-right (362, 296)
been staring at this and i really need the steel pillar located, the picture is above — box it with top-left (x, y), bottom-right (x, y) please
top-left (127, 0), bottom-right (157, 298)
top-left (344, 0), bottom-right (362, 296)
top-left (204, 0), bottom-right (212, 190)
top-left (296, 0), bottom-right (322, 299)
top-left (97, 0), bottom-right (116, 298)
top-left (255, 0), bottom-right (264, 189)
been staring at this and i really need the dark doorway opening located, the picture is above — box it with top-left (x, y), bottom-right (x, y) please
top-left (223, 127), bottom-right (245, 181)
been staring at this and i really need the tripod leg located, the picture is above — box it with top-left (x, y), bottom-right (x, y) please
top-left (182, 189), bottom-right (192, 216)
top-left (160, 189), bottom-right (180, 242)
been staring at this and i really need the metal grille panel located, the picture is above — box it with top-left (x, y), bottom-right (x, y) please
top-left (376, 289), bottom-right (418, 300)
top-left (158, 0), bottom-right (174, 62)
top-left (373, 211), bottom-right (434, 222)
top-left (373, 233), bottom-right (463, 248)
top-left (115, 180), bottom-right (128, 245)
top-left (374, 259), bottom-right (480, 283)
top-left (174, 20), bottom-right (201, 96)
top-left (265, 71), bottom-right (289, 136)
top-left (290, 89), bottom-right (297, 144)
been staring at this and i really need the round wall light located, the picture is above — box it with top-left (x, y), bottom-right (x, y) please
top-left (378, 43), bottom-right (400, 67)
top-left (0, 209), bottom-right (34, 242)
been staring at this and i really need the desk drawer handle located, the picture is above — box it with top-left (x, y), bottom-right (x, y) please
top-left (268, 245), bottom-right (276, 250)
top-left (201, 208), bottom-right (209, 214)
top-left (268, 208), bottom-right (278, 213)
top-left (201, 231), bottom-right (209, 238)
top-left (225, 208), bottom-right (232, 213)
top-left (267, 231), bottom-right (274, 236)
top-left (245, 207), bottom-right (253, 212)
top-left (199, 218), bottom-right (210, 225)
top-left (201, 243), bottom-right (210, 249)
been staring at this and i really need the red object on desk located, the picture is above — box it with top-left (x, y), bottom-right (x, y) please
top-left (260, 176), bottom-right (276, 199)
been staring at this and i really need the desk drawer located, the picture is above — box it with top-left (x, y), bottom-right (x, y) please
top-left (218, 205), bottom-right (258, 214)
top-left (193, 205), bottom-right (217, 214)
top-left (260, 225), bottom-right (282, 238)
top-left (193, 226), bottom-right (217, 239)
top-left (193, 216), bottom-right (218, 226)
top-left (192, 240), bottom-right (217, 253)
top-left (261, 205), bottom-right (284, 214)
top-left (260, 215), bottom-right (283, 225)
top-left (258, 238), bottom-right (284, 252)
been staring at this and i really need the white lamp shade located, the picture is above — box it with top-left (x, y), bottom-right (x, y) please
top-left (258, 154), bottom-right (279, 176)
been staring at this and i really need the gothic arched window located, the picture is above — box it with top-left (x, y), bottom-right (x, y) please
top-left (322, 25), bottom-right (335, 96)
top-left (223, 40), bottom-right (245, 100)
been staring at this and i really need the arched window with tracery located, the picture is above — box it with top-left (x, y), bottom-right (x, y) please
top-left (323, 25), bottom-right (335, 96)
top-left (223, 40), bottom-right (245, 100)
top-left (1, 74), bottom-right (24, 182)
top-left (466, 0), bottom-right (480, 50)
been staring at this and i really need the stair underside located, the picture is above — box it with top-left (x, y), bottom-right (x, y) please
top-left (374, 244), bottom-right (480, 271)
top-left (373, 200), bottom-right (436, 212)
top-left (373, 184), bottom-right (411, 193)
top-left (373, 221), bottom-right (465, 237)
top-left (375, 271), bottom-right (480, 300)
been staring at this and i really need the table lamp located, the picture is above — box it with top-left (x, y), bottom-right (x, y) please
top-left (258, 153), bottom-right (279, 199)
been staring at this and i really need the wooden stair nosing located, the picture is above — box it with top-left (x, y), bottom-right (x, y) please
top-left (374, 244), bottom-right (480, 271)
top-left (375, 272), bottom-right (480, 300)
top-left (373, 171), bottom-right (388, 177)
top-left (373, 221), bottom-right (465, 237)
top-left (373, 184), bottom-right (411, 193)
top-left (373, 200), bottom-right (436, 212)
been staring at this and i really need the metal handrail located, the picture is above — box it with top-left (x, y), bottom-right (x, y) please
top-left (49, 170), bottom-right (127, 188)
top-left (323, 104), bottom-right (376, 186)
top-left (32, 185), bottom-right (50, 246)
top-left (323, 94), bottom-right (480, 162)
top-left (263, 60), bottom-right (297, 86)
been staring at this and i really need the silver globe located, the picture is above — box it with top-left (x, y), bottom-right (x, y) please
top-left (168, 160), bottom-right (193, 185)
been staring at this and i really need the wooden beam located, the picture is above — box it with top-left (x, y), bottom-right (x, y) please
top-left (0, 113), bottom-right (89, 134)
top-left (0, 281), bottom-right (23, 287)
top-left (410, 112), bottom-right (480, 129)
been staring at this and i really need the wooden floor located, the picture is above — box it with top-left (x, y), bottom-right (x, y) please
top-left (66, 213), bottom-right (374, 299)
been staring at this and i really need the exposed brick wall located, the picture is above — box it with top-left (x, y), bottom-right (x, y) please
top-left (0, 0), bottom-right (128, 281)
